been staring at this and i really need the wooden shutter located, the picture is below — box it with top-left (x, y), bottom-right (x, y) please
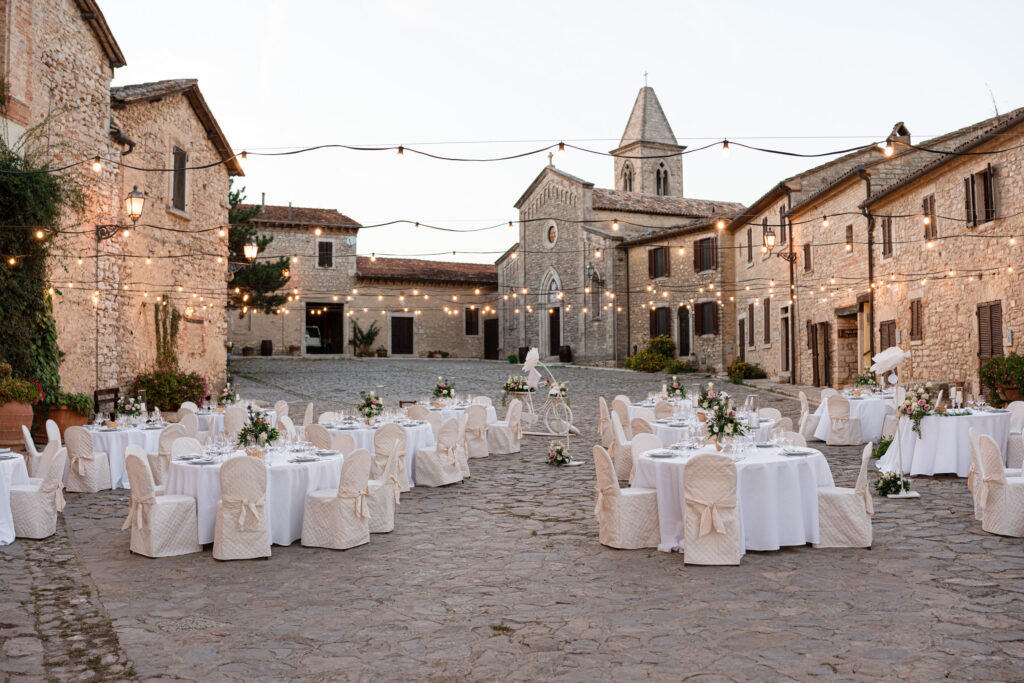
top-left (779, 208), bottom-right (787, 245)
top-left (693, 240), bottom-right (700, 271)
top-left (648, 249), bottom-right (655, 278)
top-left (803, 243), bottom-right (812, 271)
top-left (978, 304), bottom-right (992, 358)
top-left (764, 297), bottom-right (771, 344)
top-left (172, 147), bottom-right (187, 211)
top-left (965, 176), bottom-right (976, 226)
top-left (663, 246), bottom-right (670, 277)
top-left (746, 303), bottom-right (754, 346)
top-left (711, 237), bottom-right (718, 270)
top-left (991, 301), bottom-right (1004, 356)
top-left (747, 228), bottom-right (753, 262)
top-left (985, 163), bottom-right (997, 221)
top-left (910, 300), bottom-right (922, 341)
top-left (649, 308), bottom-right (657, 337)
top-left (807, 320), bottom-right (813, 350)
top-left (922, 198), bottom-right (930, 239)
top-left (712, 303), bottom-right (720, 335)
top-left (695, 304), bottom-right (704, 336)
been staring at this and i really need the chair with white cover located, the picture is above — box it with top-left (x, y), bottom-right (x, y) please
top-left (331, 432), bottom-right (356, 456)
top-left (302, 447), bottom-right (371, 550)
top-left (965, 427), bottom-right (1018, 520)
top-left (178, 401), bottom-right (199, 413)
top-left (213, 456), bottom-right (271, 560)
top-left (758, 407), bottom-right (783, 421)
top-left (276, 414), bottom-right (297, 443)
top-left (798, 391), bottom-right (822, 442)
top-left (825, 395), bottom-right (863, 446)
top-left (170, 437), bottom-right (203, 460)
top-left (44, 419), bottom-right (61, 447)
top-left (613, 395), bottom-right (632, 408)
top-left (598, 398), bottom-right (614, 450)
top-left (406, 405), bottom-right (430, 421)
top-left (64, 426), bottom-right (111, 493)
top-left (609, 412), bottom-right (633, 482)
top-left (177, 411), bottom-right (199, 438)
top-left (423, 411), bottom-right (442, 441)
top-left (223, 406), bottom-right (247, 439)
top-left (654, 401), bottom-right (674, 420)
top-left (683, 454), bottom-right (742, 565)
top-left (629, 433), bottom-right (663, 482)
top-left (633, 407), bottom-right (656, 424)
top-left (453, 415), bottom-right (471, 479)
top-left (122, 451), bottom-right (201, 557)
top-left (21, 425), bottom-right (47, 479)
top-left (301, 402), bottom-right (314, 431)
top-left (815, 444), bottom-right (873, 548)
top-left (592, 446), bottom-right (660, 549)
top-left (487, 399), bottom-right (522, 455)
top-left (977, 434), bottom-right (1024, 538)
top-left (1005, 401), bottom-right (1024, 469)
top-left (462, 404), bottom-right (489, 459)
top-left (473, 396), bottom-right (493, 407)
top-left (611, 398), bottom-right (632, 440)
top-left (10, 447), bottom-right (67, 539)
top-left (779, 431), bottom-right (807, 448)
top-left (414, 419), bottom-right (463, 487)
top-left (149, 424), bottom-right (186, 486)
top-left (771, 417), bottom-right (794, 435)
top-left (317, 411), bottom-right (340, 425)
top-left (304, 424), bottom-right (332, 451)
top-left (630, 417), bottom-right (654, 436)
top-left (373, 424), bottom-right (408, 491)
top-left (820, 388), bottom-right (839, 402)
top-left (273, 400), bottom-right (289, 419)
top-left (125, 444), bottom-right (165, 496)
top-left (367, 445), bottom-right (401, 533)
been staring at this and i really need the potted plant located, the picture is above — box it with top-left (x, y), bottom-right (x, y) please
top-left (980, 353), bottom-right (1024, 405)
top-left (34, 390), bottom-right (92, 440)
top-left (376, 346), bottom-right (388, 358)
top-left (0, 363), bottom-right (45, 447)
top-left (130, 368), bottom-right (208, 413)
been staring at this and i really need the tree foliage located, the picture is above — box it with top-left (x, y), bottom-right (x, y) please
top-left (227, 181), bottom-right (289, 313)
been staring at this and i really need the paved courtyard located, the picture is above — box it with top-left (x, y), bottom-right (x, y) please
top-left (2, 358), bottom-right (1023, 681)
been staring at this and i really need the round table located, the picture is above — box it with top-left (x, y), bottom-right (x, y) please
top-left (0, 453), bottom-right (29, 545)
top-left (84, 424), bottom-right (164, 489)
top-left (628, 400), bottom-right (687, 420)
top-left (165, 450), bottom-right (344, 545)
top-left (877, 410), bottom-right (1011, 477)
top-left (651, 418), bottom-right (776, 446)
top-left (633, 445), bottom-right (834, 554)
top-left (813, 394), bottom-right (895, 443)
top-left (194, 410), bottom-right (225, 437)
top-left (326, 421), bottom-right (434, 486)
top-left (428, 404), bottom-right (498, 424)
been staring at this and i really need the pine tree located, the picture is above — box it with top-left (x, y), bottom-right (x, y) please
top-left (226, 181), bottom-right (290, 313)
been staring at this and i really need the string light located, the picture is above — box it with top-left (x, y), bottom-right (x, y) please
top-left (721, 139), bottom-right (730, 157)
top-left (716, 219), bottom-right (725, 230)
top-left (884, 140), bottom-right (894, 157)
top-left (612, 220), bottom-right (620, 231)
top-left (91, 157), bottom-right (102, 173)
top-left (594, 248), bottom-right (602, 258)
top-left (823, 216), bottom-right (829, 228)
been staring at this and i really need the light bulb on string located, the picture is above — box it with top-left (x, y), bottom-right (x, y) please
top-left (721, 139), bottom-right (730, 157)
top-left (884, 140), bottom-right (894, 156)
top-left (612, 219), bottom-right (620, 232)
top-left (35, 230), bottom-right (44, 240)
top-left (91, 157), bottom-right (102, 173)
top-left (716, 219), bottom-right (725, 230)
top-left (823, 215), bottom-right (829, 228)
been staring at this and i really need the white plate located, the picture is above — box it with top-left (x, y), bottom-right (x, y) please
top-left (565, 461), bottom-right (583, 467)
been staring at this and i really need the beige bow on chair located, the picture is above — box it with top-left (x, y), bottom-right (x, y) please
top-left (223, 495), bottom-right (264, 530)
top-left (977, 473), bottom-right (1003, 510)
top-left (859, 486), bottom-right (874, 517)
top-left (40, 480), bottom-right (66, 513)
top-left (387, 470), bottom-right (402, 503)
top-left (594, 483), bottom-right (616, 519)
top-left (690, 496), bottom-right (735, 537)
top-left (968, 462), bottom-right (977, 492)
top-left (339, 488), bottom-right (368, 520)
top-left (598, 416), bottom-right (610, 443)
top-left (121, 493), bottom-right (155, 530)
top-left (70, 451), bottom-right (94, 476)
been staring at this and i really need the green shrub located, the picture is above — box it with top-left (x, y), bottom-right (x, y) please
top-left (130, 368), bottom-right (208, 411)
top-left (507, 354), bottom-right (519, 364)
top-left (872, 435), bottom-right (893, 459)
top-left (728, 360), bottom-right (767, 383)
top-left (47, 391), bottom-right (93, 416)
top-left (0, 374), bottom-right (45, 405)
top-left (665, 359), bottom-right (696, 374)
top-left (645, 335), bottom-right (676, 358)
top-left (979, 352), bottom-right (1024, 406)
top-left (625, 349), bottom-right (667, 373)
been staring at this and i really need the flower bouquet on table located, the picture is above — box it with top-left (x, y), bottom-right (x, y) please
top-left (697, 383), bottom-right (722, 412)
top-left (358, 392), bottom-right (384, 420)
top-left (237, 407), bottom-right (279, 458)
top-left (666, 376), bottom-right (686, 399)
top-left (116, 396), bottom-right (143, 418)
top-left (855, 373), bottom-right (878, 388)
top-left (218, 381), bottom-right (238, 406)
top-left (433, 377), bottom-right (455, 400)
top-left (902, 383), bottom-right (934, 437)
top-left (501, 375), bottom-right (533, 406)
top-left (547, 440), bottom-right (572, 466)
top-left (545, 379), bottom-right (569, 406)
top-left (704, 394), bottom-right (746, 449)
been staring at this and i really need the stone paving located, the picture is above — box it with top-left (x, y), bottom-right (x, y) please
top-left (2, 357), bottom-right (1023, 681)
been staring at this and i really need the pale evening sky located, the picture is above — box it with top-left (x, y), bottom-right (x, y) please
top-left (101, 0), bottom-right (1024, 264)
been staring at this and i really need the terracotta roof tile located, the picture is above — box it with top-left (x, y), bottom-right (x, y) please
top-left (356, 257), bottom-right (497, 286)
top-left (591, 188), bottom-right (744, 217)
top-left (241, 204), bottom-right (361, 228)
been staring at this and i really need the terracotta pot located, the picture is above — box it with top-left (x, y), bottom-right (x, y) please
top-left (997, 386), bottom-right (1023, 403)
top-left (32, 406), bottom-right (89, 442)
top-left (0, 401), bottom-right (34, 448)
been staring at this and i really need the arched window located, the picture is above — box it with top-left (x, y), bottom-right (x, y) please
top-left (656, 163), bottom-right (669, 196)
top-left (622, 163), bottom-right (634, 192)
top-left (546, 274), bottom-right (561, 304)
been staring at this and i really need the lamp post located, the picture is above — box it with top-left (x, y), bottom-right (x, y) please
top-left (763, 226), bottom-right (796, 263)
top-left (243, 237), bottom-right (259, 262)
top-left (95, 185), bottom-right (147, 241)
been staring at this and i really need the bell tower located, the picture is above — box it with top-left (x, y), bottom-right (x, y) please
top-left (611, 87), bottom-right (686, 197)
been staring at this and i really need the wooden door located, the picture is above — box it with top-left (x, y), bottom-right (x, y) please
top-left (391, 316), bottom-right (414, 355)
top-left (781, 316), bottom-right (790, 372)
top-left (809, 323), bottom-right (820, 387)
top-left (819, 322), bottom-right (832, 387)
top-left (484, 318), bottom-right (499, 360)
top-left (737, 320), bottom-right (746, 361)
top-left (548, 308), bottom-right (561, 355)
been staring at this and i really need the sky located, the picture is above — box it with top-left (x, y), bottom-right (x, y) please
top-left (101, 0), bottom-right (1024, 264)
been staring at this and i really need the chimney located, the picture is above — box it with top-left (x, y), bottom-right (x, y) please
top-left (288, 201), bottom-right (292, 220)
top-left (887, 122), bottom-right (911, 151)
top-left (260, 192), bottom-right (265, 213)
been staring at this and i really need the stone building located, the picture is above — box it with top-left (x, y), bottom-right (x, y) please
top-left (1, 0), bottom-right (237, 396)
top-left (227, 204), bottom-right (498, 358)
top-left (497, 87), bottom-right (743, 365)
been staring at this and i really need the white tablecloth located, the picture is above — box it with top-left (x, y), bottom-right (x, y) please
top-left (165, 451), bottom-right (344, 545)
top-left (878, 411), bottom-right (1011, 477)
top-left (428, 405), bottom-right (498, 424)
top-left (651, 419), bottom-right (775, 446)
top-left (813, 396), bottom-right (895, 443)
top-left (327, 423), bottom-right (434, 485)
top-left (0, 454), bottom-right (29, 545)
top-left (633, 446), bottom-right (834, 553)
top-left (85, 425), bottom-right (164, 489)
top-left (195, 411), bottom-right (225, 437)
top-left (628, 400), bottom-right (687, 419)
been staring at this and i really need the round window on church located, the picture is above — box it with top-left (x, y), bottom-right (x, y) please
top-left (547, 224), bottom-right (558, 245)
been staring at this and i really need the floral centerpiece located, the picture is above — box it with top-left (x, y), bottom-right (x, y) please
top-left (666, 375), bottom-right (686, 399)
top-left (237, 407), bottom-right (279, 456)
top-left (546, 379), bottom-right (569, 405)
top-left (501, 375), bottom-right (534, 406)
top-left (704, 392), bottom-right (746, 447)
top-left (433, 376), bottom-right (455, 399)
top-left (901, 383), bottom-right (934, 437)
top-left (875, 471), bottom-right (910, 496)
top-left (547, 440), bottom-right (572, 466)
top-left (358, 392), bottom-right (384, 419)
top-left (855, 373), bottom-right (878, 388)
top-left (218, 381), bottom-right (238, 406)
top-left (697, 382), bottom-right (721, 412)
top-left (116, 396), bottom-right (143, 418)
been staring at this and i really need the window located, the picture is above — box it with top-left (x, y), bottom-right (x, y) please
top-left (656, 163), bottom-right (668, 196)
top-left (910, 299), bottom-right (923, 341)
top-left (317, 240), bottom-right (333, 268)
top-left (650, 307), bottom-right (670, 337)
top-left (746, 227), bottom-right (753, 263)
top-left (546, 224), bottom-right (557, 245)
top-left (622, 163), bottom-right (634, 192)
top-left (881, 217), bottom-right (893, 258)
top-left (546, 276), bottom-right (560, 303)
top-left (845, 225), bottom-right (854, 255)
top-left (977, 301), bottom-right (1003, 359)
top-left (965, 164), bottom-right (997, 226)
top-left (648, 246), bottom-right (669, 279)
top-left (763, 297), bottom-right (771, 344)
top-left (171, 146), bottom-right (187, 211)
top-left (802, 242), bottom-right (812, 272)
top-left (465, 307), bottom-right (480, 336)
top-left (590, 277), bottom-right (601, 318)
top-left (922, 194), bottom-right (938, 240)
top-left (678, 307), bottom-right (690, 356)
top-left (694, 237), bottom-right (717, 272)
top-left (879, 319), bottom-right (896, 351)
top-left (747, 303), bottom-right (755, 347)
top-left (779, 205), bottom-right (787, 245)
top-left (694, 302), bottom-right (718, 336)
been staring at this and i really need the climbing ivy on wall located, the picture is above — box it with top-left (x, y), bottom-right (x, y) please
top-left (154, 295), bottom-right (182, 368)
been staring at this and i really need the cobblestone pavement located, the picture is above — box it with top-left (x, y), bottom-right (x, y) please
top-left (2, 358), bottom-right (1023, 681)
